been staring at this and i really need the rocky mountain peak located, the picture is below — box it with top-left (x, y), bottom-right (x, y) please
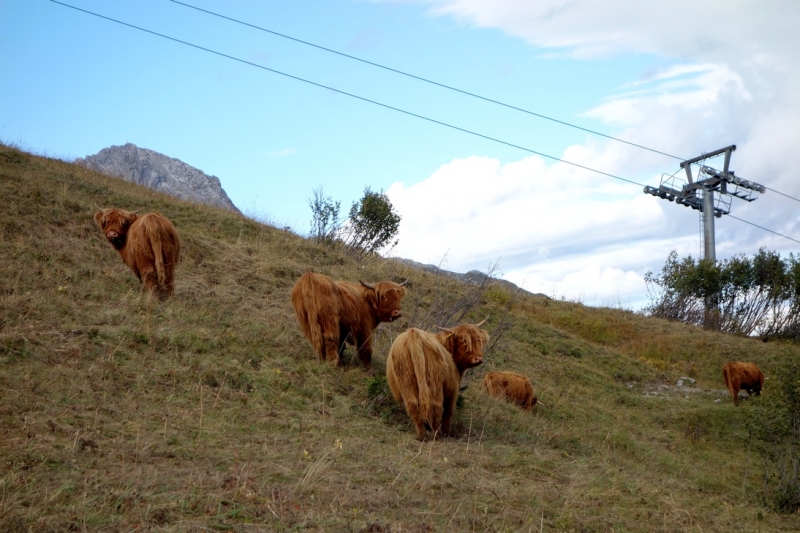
top-left (76, 143), bottom-right (241, 214)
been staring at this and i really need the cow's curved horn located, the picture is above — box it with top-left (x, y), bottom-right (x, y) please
top-left (475, 316), bottom-right (489, 327)
top-left (436, 325), bottom-right (454, 333)
top-left (360, 280), bottom-right (375, 290)
top-left (94, 201), bottom-right (104, 212)
top-left (130, 208), bottom-right (142, 214)
top-left (399, 279), bottom-right (408, 287)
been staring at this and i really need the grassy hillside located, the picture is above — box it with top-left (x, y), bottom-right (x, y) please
top-left (1, 143), bottom-right (798, 532)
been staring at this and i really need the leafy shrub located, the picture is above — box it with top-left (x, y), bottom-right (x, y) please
top-left (308, 186), bottom-right (341, 243)
top-left (339, 187), bottom-right (401, 260)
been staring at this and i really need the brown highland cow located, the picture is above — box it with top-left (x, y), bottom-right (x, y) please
top-left (722, 361), bottom-right (764, 406)
top-left (290, 271), bottom-right (406, 368)
top-left (94, 206), bottom-right (181, 299)
top-left (386, 320), bottom-right (489, 441)
top-left (482, 370), bottom-right (537, 411)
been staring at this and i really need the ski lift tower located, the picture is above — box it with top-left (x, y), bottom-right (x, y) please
top-left (643, 145), bottom-right (766, 261)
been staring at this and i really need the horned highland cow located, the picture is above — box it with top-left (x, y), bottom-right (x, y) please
top-left (290, 272), bottom-right (406, 368)
top-left (722, 361), bottom-right (764, 406)
top-left (94, 206), bottom-right (181, 299)
top-left (482, 370), bottom-right (537, 411)
top-left (386, 320), bottom-right (489, 441)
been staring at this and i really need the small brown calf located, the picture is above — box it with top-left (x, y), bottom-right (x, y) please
top-left (482, 371), bottom-right (537, 411)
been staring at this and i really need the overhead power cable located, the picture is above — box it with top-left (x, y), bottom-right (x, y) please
top-left (50, 0), bottom-right (647, 188)
top-left (765, 187), bottom-right (800, 204)
top-left (728, 215), bottom-right (800, 245)
top-left (169, 0), bottom-right (684, 162)
top-left (51, 1), bottom-right (800, 248)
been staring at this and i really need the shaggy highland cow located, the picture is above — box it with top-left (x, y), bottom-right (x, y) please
top-left (386, 320), bottom-right (489, 441)
top-left (290, 271), bottom-right (406, 368)
top-left (722, 361), bottom-right (764, 406)
top-left (94, 206), bottom-right (181, 299)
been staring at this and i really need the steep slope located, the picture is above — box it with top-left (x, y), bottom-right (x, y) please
top-left (1, 144), bottom-right (798, 532)
top-left (76, 143), bottom-right (241, 213)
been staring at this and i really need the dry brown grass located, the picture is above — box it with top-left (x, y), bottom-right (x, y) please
top-left (2, 143), bottom-right (800, 531)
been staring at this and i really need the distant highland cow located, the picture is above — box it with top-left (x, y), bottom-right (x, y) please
top-left (386, 320), bottom-right (489, 441)
top-left (290, 272), bottom-right (406, 369)
top-left (482, 371), bottom-right (537, 411)
top-left (94, 206), bottom-right (180, 299)
top-left (722, 361), bottom-right (764, 406)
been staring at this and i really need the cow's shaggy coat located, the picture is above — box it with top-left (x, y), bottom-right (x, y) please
top-left (482, 371), bottom-right (537, 411)
top-left (94, 207), bottom-right (181, 299)
top-left (291, 272), bottom-right (406, 368)
top-left (722, 361), bottom-right (764, 406)
top-left (386, 322), bottom-right (489, 441)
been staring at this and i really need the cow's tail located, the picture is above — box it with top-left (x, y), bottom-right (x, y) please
top-left (409, 334), bottom-right (434, 425)
top-left (401, 330), bottom-right (442, 430)
top-left (722, 365), bottom-right (732, 395)
top-left (722, 364), bottom-right (740, 405)
top-left (151, 226), bottom-right (167, 290)
top-left (290, 273), bottom-right (328, 358)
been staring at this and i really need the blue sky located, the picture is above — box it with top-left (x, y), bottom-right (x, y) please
top-left (3, 0), bottom-right (799, 308)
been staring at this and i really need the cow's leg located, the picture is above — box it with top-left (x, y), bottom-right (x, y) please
top-left (319, 316), bottom-right (340, 364)
top-left (132, 254), bottom-right (164, 299)
top-left (355, 333), bottom-right (373, 370)
top-left (414, 423), bottom-right (428, 441)
top-left (441, 394), bottom-right (457, 437)
top-left (140, 268), bottom-right (161, 298)
top-left (163, 266), bottom-right (175, 298)
top-left (412, 417), bottom-right (429, 442)
top-left (732, 384), bottom-right (740, 406)
top-left (428, 402), bottom-right (444, 441)
top-left (403, 398), bottom-right (428, 441)
top-left (337, 326), bottom-right (349, 365)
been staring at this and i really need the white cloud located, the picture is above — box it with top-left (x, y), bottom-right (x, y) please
top-left (587, 63), bottom-right (750, 128)
top-left (503, 234), bottom-right (702, 307)
top-left (387, 151), bottom-right (665, 275)
top-left (418, 1), bottom-right (800, 63)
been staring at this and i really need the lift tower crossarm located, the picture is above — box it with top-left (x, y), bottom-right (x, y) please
top-left (680, 145), bottom-right (735, 184)
top-left (680, 145), bottom-right (737, 169)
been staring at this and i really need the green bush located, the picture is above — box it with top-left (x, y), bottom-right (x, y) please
top-left (340, 187), bottom-right (401, 260)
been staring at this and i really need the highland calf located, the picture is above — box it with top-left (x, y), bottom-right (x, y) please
top-left (722, 361), bottom-right (764, 406)
top-left (290, 272), bottom-right (406, 369)
top-left (482, 371), bottom-right (537, 411)
top-left (94, 206), bottom-right (181, 299)
top-left (386, 320), bottom-right (489, 441)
